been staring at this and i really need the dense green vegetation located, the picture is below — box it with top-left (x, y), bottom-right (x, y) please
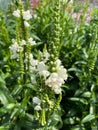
top-left (0, 0), bottom-right (98, 129)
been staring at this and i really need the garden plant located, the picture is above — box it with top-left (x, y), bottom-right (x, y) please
top-left (0, 0), bottom-right (98, 130)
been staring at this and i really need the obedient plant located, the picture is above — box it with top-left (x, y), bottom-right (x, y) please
top-left (4, 0), bottom-right (68, 129)
top-left (1, 0), bottom-right (98, 130)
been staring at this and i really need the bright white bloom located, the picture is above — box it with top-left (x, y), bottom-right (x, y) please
top-left (37, 61), bottom-right (46, 72)
top-left (10, 53), bottom-right (19, 60)
top-left (45, 73), bottom-right (62, 87)
top-left (13, 9), bottom-right (20, 18)
top-left (21, 39), bottom-right (26, 45)
top-left (12, 39), bottom-right (16, 44)
top-left (30, 66), bottom-right (36, 72)
top-left (25, 54), bottom-right (38, 72)
top-left (30, 54), bottom-right (38, 66)
top-left (45, 73), bottom-right (63, 94)
top-left (57, 66), bottom-right (68, 80)
top-left (9, 40), bottom-right (23, 59)
top-left (24, 53), bottom-right (38, 72)
top-left (39, 70), bottom-right (50, 79)
top-left (45, 60), bottom-right (68, 94)
top-left (34, 105), bottom-right (42, 111)
top-left (53, 87), bottom-right (62, 94)
top-left (10, 41), bottom-right (23, 52)
top-left (33, 97), bottom-right (41, 104)
top-left (56, 59), bottom-right (61, 67)
top-left (24, 21), bottom-right (30, 27)
top-left (40, 51), bottom-right (50, 63)
top-left (31, 75), bottom-right (36, 84)
top-left (37, 61), bottom-right (50, 78)
top-left (28, 38), bottom-right (36, 46)
top-left (23, 10), bottom-right (32, 20)
top-left (44, 51), bottom-right (50, 62)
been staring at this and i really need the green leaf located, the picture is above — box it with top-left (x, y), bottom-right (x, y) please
top-left (10, 108), bottom-right (19, 119)
top-left (5, 103), bottom-right (15, 110)
top-left (68, 68), bottom-right (81, 72)
top-left (26, 84), bottom-right (37, 91)
top-left (0, 85), bottom-right (14, 105)
top-left (13, 125), bottom-right (21, 130)
top-left (0, 107), bottom-right (7, 116)
top-left (81, 114), bottom-right (95, 124)
top-left (11, 85), bottom-right (22, 96)
top-left (74, 61), bottom-right (87, 65)
top-left (70, 125), bottom-right (85, 130)
top-left (81, 92), bottom-right (91, 98)
top-left (0, 90), bottom-right (9, 104)
top-left (69, 97), bottom-right (88, 105)
top-left (48, 113), bottom-right (63, 127)
top-left (0, 123), bottom-right (11, 130)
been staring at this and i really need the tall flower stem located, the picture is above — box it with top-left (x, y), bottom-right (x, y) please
top-left (19, 3), bottom-right (31, 83)
top-left (49, 0), bottom-right (61, 72)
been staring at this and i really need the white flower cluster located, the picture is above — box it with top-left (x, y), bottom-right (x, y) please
top-left (29, 54), bottom-right (67, 94)
top-left (13, 9), bottom-right (32, 27)
top-left (29, 53), bottom-right (50, 75)
top-left (45, 59), bottom-right (67, 94)
top-left (9, 39), bottom-right (67, 94)
top-left (9, 39), bottom-right (23, 59)
top-left (9, 38), bottom-right (37, 60)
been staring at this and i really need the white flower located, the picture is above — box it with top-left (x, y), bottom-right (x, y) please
top-left (33, 97), bottom-right (41, 104)
top-left (43, 51), bottom-right (50, 63)
top-left (40, 51), bottom-right (50, 63)
top-left (10, 42), bottom-right (23, 52)
top-left (30, 54), bottom-right (38, 66)
top-left (10, 52), bottom-right (19, 60)
top-left (9, 39), bottom-right (23, 59)
top-left (24, 21), bottom-right (30, 27)
top-left (23, 10), bottom-right (32, 20)
top-left (53, 87), bottom-right (62, 94)
top-left (28, 38), bottom-right (36, 46)
top-left (57, 66), bottom-right (67, 80)
top-left (56, 59), bottom-right (61, 67)
top-left (34, 105), bottom-right (42, 111)
top-left (45, 72), bottom-right (65, 94)
top-left (28, 54), bottom-right (38, 72)
top-left (45, 73), bottom-right (60, 87)
top-left (30, 66), bottom-right (36, 72)
top-left (31, 75), bottom-right (36, 84)
top-left (39, 70), bottom-right (50, 78)
top-left (37, 61), bottom-right (47, 72)
top-left (37, 61), bottom-right (50, 78)
top-left (13, 9), bottom-right (20, 18)
top-left (21, 39), bottom-right (26, 45)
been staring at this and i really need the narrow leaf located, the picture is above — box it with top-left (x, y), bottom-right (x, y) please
top-left (81, 114), bottom-right (95, 124)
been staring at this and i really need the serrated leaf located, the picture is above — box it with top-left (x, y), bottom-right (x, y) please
top-left (81, 114), bottom-right (95, 124)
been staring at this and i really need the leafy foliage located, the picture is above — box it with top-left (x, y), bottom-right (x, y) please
top-left (0, 0), bottom-right (98, 130)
